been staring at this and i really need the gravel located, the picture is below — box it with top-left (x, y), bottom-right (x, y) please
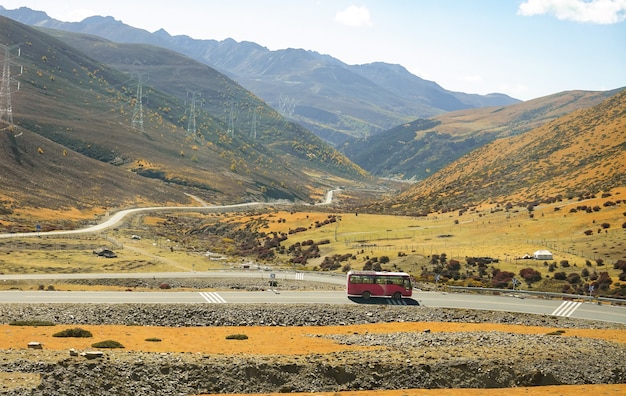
top-left (0, 277), bottom-right (624, 395)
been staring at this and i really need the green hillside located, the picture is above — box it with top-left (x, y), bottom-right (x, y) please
top-left (0, 17), bottom-right (367, 227)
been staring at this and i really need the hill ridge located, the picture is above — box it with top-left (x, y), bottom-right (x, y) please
top-left (369, 88), bottom-right (626, 214)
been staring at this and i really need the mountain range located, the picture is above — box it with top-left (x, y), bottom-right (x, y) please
top-left (0, 6), bottom-right (520, 146)
top-left (0, 15), bottom-right (367, 227)
top-left (0, 8), bottom-right (623, 226)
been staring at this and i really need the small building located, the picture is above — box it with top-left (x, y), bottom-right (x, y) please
top-left (533, 250), bottom-right (553, 260)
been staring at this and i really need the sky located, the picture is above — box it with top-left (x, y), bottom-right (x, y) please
top-left (1, 0), bottom-right (625, 101)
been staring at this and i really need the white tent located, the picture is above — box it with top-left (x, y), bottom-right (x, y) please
top-left (533, 250), bottom-right (553, 260)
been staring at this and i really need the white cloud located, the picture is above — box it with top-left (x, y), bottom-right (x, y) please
top-left (335, 5), bottom-right (373, 27)
top-left (518, 0), bottom-right (626, 24)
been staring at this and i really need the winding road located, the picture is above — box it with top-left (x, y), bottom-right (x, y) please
top-left (0, 190), bottom-right (341, 239)
top-left (1, 189), bottom-right (624, 324)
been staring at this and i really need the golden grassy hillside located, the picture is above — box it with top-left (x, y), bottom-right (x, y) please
top-left (378, 88), bottom-right (626, 214)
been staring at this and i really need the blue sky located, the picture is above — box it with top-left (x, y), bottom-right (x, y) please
top-left (1, 0), bottom-right (625, 100)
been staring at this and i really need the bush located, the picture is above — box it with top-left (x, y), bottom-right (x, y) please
top-left (519, 267), bottom-right (542, 286)
top-left (92, 340), bottom-right (125, 348)
top-left (566, 273), bottom-right (581, 284)
top-left (53, 328), bottom-right (93, 338)
top-left (553, 272), bottom-right (567, 280)
top-left (560, 260), bottom-right (570, 268)
top-left (226, 334), bottom-right (248, 340)
top-left (9, 320), bottom-right (55, 327)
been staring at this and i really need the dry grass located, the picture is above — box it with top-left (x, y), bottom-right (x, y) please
top-left (1, 188), bottom-right (624, 293)
top-left (1, 322), bottom-right (624, 395)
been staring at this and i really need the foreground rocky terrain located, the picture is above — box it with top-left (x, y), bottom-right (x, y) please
top-left (0, 277), bottom-right (624, 395)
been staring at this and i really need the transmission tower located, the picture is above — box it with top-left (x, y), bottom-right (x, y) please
top-left (131, 76), bottom-right (144, 132)
top-left (0, 44), bottom-right (21, 133)
top-left (227, 102), bottom-right (235, 137)
top-left (186, 90), bottom-right (201, 135)
top-left (249, 107), bottom-right (257, 139)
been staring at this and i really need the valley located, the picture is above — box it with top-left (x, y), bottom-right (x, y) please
top-left (0, 8), bottom-right (624, 395)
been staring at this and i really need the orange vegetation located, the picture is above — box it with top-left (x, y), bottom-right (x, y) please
top-left (2, 322), bottom-right (625, 396)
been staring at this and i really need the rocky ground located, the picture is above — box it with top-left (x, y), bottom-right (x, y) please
top-left (0, 277), bottom-right (624, 395)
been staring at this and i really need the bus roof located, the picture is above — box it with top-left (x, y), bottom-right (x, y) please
top-left (347, 270), bottom-right (410, 277)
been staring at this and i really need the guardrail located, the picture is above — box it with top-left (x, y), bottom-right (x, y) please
top-left (447, 286), bottom-right (626, 306)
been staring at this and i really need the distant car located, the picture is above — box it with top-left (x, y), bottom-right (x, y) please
top-left (131, 235), bottom-right (141, 240)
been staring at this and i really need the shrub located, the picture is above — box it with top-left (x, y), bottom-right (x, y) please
top-left (92, 340), bottom-right (125, 348)
top-left (553, 272), bottom-right (567, 280)
top-left (560, 260), bottom-right (570, 268)
top-left (53, 328), bottom-right (93, 338)
top-left (491, 270), bottom-right (515, 288)
top-left (9, 320), bottom-right (55, 327)
top-left (519, 267), bottom-right (542, 286)
top-left (581, 268), bottom-right (590, 278)
top-left (566, 273), bottom-right (581, 284)
top-left (226, 334), bottom-right (248, 340)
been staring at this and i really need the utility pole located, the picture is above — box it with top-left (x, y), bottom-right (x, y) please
top-left (131, 75), bottom-right (144, 132)
top-left (186, 90), bottom-right (201, 135)
top-left (0, 44), bottom-right (21, 134)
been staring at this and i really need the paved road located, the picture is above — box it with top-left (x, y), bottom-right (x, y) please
top-left (0, 189), bottom-right (342, 239)
top-left (1, 192), bottom-right (624, 324)
top-left (1, 277), bottom-right (624, 323)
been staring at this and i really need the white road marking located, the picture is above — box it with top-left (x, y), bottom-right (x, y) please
top-left (199, 292), bottom-right (226, 303)
top-left (551, 301), bottom-right (581, 317)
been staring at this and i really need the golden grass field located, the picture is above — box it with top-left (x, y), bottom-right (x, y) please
top-left (1, 188), bottom-right (624, 293)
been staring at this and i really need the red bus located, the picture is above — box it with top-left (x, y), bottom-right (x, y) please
top-left (346, 270), bottom-right (413, 300)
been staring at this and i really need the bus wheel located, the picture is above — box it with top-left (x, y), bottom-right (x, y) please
top-left (362, 291), bottom-right (371, 299)
top-left (393, 292), bottom-right (402, 300)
